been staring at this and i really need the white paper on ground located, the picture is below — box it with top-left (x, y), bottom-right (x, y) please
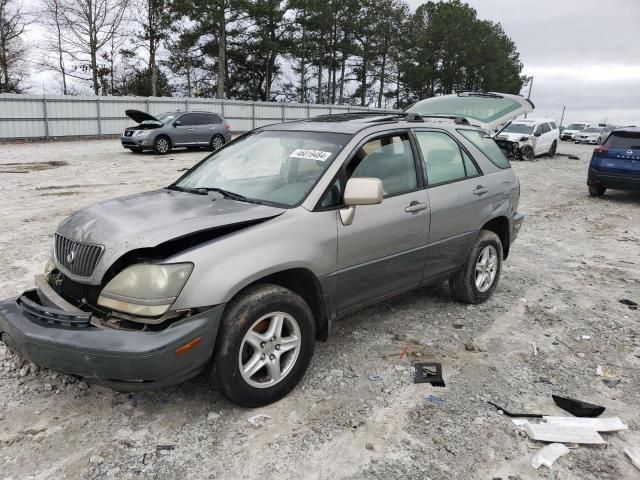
top-left (624, 446), bottom-right (640, 470)
top-left (525, 423), bottom-right (605, 444)
top-left (531, 443), bottom-right (571, 469)
top-left (543, 416), bottom-right (628, 432)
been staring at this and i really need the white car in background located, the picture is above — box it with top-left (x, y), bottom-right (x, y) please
top-left (574, 126), bottom-right (612, 145)
top-left (560, 121), bottom-right (597, 141)
top-left (494, 118), bottom-right (560, 160)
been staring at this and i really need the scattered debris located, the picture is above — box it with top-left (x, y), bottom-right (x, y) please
top-left (581, 335), bottom-right (591, 340)
top-left (464, 339), bottom-right (481, 352)
top-left (207, 412), bottom-right (221, 424)
top-left (596, 365), bottom-right (605, 376)
top-left (531, 443), bottom-right (570, 470)
top-left (89, 455), bottom-right (104, 465)
top-left (554, 337), bottom-right (573, 351)
top-left (420, 338), bottom-right (434, 346)
top-left (424, 395), bottom-right (446, 407)
top-left (568, 155), bottom-right (580, 160)
top-left (524, 304), bottom-right (535, 316)
top-left (413, 363), bottom-right (445, 387)
top-left (368, 374), bottom-right (384, 382)
top-left (399, 345), bottom-right (411, 359)
top-left (624, 445), bottom-right (640, 471)
top-left (531, 342), bottom-right (538, 356)
top-left (524, 423), bottom-right (605, 444)
top-left (365, 442), bottom-right (374, 451)
top-left (552, 395), bottom-right (605, 417)
top-left (619, 299), bottom-right (638, 310)
top-left (247, 414), bottom-right (272, 427)
top-left (487, 401), bottom-right (543, 418)
top-left (576, 352), bottom-right (585, 358)
top-left (603, 378), bottom-right (621, 388)
top-left (156, 445), bottom-right (175, 452)
top-left (543, 416), bottom-right (628, 432)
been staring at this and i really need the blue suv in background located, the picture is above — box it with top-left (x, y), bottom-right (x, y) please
top-left (587, 127), bottom-right (640, 196)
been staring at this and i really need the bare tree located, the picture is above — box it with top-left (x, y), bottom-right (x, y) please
top-left (57, 0), bottom-right (129, 94)
top-left (0, 0), bottom-right (28, 92)
top-left (39, 0), bottom-right (70, 93)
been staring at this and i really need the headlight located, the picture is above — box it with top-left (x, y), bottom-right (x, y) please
top-left (133, 130), bottom-right (151, 137)
top-left (98, 263), bottom-right (193, 318)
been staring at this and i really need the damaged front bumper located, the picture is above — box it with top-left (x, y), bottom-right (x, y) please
top-left (494, 138), bottom-right (534, 161)
top-left (0, 277), bottom-right (223, 391)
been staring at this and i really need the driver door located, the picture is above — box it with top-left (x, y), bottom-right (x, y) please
top-left (334, 132), bottom-right (429, 314)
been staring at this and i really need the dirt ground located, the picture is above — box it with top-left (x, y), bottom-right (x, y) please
top-left (0, 139), bottom-right (639, 480)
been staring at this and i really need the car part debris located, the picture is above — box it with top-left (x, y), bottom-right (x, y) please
top-left (368, 374), bottom-right (384, 382)
top-left (247, 414), bottom-right (272, 426)
top-left (524, 423), bottom-right (605, 444)
top-left (487, 401), bottom-right (543, 418)
top-left (543, 416), bottom-right (628, 432)
top-left (424, 394), bottom-right (446, 407)
top-left (619, 298), bottom-right (638, 310)
top-left (568, 155), bottom-right (580, 160)
top-left (624, 446), bottom-right (640, 471)
top-left (552, 395), bottom-right (605, 417)
top-left (603, 378), bottom-right (621, 388)
top-left (414, 362), bottom-right (445, 386)
top-left (531, 342), bottom-right (538, 356)
top-left (420, 338), bottom-right (434, 346)
top-left (531, 443), bottom-right (570, 470)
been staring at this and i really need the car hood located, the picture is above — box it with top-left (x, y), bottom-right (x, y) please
top-left (495, 132), bottom-right (532, 143)
top-left (405, 91), bottom-right (534, 133)
top-left (55, 189), bottom-right (286, 284)
top-left (125, 109), bottom-right (162, 124)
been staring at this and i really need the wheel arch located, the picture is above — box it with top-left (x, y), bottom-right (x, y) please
top-left (481, 216), bottom-right (510, 259)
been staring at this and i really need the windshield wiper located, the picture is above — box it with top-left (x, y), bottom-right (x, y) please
top-left (167, 185), bottom-right (208, 195)
top-left (168, 185), bottom-right (261, 204)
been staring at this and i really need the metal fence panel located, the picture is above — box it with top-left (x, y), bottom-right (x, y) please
top-left (0, 94), bottom-right (381, 140)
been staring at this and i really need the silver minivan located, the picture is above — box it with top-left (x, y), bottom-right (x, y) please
top-left (1, 92), bottom-right (529, 407)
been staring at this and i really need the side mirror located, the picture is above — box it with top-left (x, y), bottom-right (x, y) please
top-left (174, 120), bottom-right (182, 127)
top-left (340, 178), bottom-right (383, 226)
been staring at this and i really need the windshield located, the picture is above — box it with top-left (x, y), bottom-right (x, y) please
top-left (174, 130), bottom-right (351, 207)
top-left (407, 95), bottom-right (522, 123)
top-left (144, 113), bottom-right (176, 125)
top-left (503, 123), bottom-right (534, 134)
top-left (566, 123), bottom-right (586, 130)
top-left (582, 127), bottom-right (601, 133)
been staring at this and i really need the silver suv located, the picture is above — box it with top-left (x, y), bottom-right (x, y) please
top-left (0, 93), bottom-right (527, 407)
top-left (121, 110), bottom-right (232, 154)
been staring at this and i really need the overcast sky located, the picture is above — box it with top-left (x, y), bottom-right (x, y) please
top-left (405, 0), bottom-right (640, 126)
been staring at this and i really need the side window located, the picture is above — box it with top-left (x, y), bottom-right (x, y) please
top-left (549, 122), bottom-right (557, 130)
top-left (462, 150), bottom-right (480, 177)
top-left (349, 134), bottom-right (417, 196)
top-left (179, 113), bottom-right (198, 126)
top-left (541, 123), bottom-right (551, 134)
top-left (206, 114), bottom-right (222, 124)
top-left (534, 124), bottom-right (543, 135)
top-left (415, 131), bottom-right (468, 185)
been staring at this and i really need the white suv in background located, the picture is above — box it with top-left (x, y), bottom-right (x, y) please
top-left (495, 118), bottom-right (560, 160)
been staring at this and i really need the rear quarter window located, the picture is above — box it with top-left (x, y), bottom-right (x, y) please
top-left (457, 129), bottom-right (511, 169)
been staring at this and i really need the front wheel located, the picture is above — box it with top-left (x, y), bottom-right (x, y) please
top-left (520, 145), bottom-right (534, 161)
top-left (153, 135), bottom-right (171, 155)
top-left (210, 134), bottom-right (225, 151)
top-left (210, 284), bottom-right (316, 407)
top-left (589, 185), bottom-right (606, 197)
top-left (449, 230), bottom-right (503, 304)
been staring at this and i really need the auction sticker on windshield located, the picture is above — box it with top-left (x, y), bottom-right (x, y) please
top-left (289, 149), bottom-right (333, 161)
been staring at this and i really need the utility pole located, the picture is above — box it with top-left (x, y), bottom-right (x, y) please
top-left (524, 76), bottom-right (534, 118)
top-left (559, 106), bottom-right (566, 127)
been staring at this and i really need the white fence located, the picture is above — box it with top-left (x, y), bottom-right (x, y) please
top-left (0, 94), bottom-right (378, 139)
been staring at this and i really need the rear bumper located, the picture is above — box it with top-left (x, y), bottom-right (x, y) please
top-left (0, 285), bottom-right (224, 391)
top-left (588, 169), bottom-right (640, 191)
top-left (511, 212), bottom-right (525, 244)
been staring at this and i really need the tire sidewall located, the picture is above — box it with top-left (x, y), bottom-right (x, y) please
top-left (212, 285), bottom-right (315, 407)
top-left (466, 232), bottom-right (503, 303)
top-left (153, 135), bottom-right (170, 154)
top-left (210, 134), bottom-right (225, 151)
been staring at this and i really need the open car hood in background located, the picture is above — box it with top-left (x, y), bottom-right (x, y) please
top-left (406, 92), bottom-right (534, 133)
top-left (125, 109), bottom-right (162, 124)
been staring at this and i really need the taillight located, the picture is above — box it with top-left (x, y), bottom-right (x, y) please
top-left (223, 122), bottom-right (230, 130)
top-left (594, 146), bottom-right (608, 154)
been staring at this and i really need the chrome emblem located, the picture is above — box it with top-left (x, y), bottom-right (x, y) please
top-left (66, 250), bottom-right (76, 264)
top-left (627, 150), bottom-right (633, 156)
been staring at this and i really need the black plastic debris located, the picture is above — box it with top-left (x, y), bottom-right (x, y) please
top-left (414, 362), bottom-right (445, 386)
top-left (552, 394), bottom-right (605, 417)
top-left (487, 401), bottom-right (543, 418)
top-left (619, 299), bottom-right (638, 310)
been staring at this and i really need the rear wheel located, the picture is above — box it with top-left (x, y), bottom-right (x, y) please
top-left (450, 230), bottom-right (503, 304)
top-left (589, 185), bottom-right (606, 197)
top-left (210, 134), bottom-right (225, 151)
top-left (153, 135), bottom-right (171, 154)
top-left (210, 284), bottom-right (315, 407)
top-left (548, 141), bottom-right (557, 157)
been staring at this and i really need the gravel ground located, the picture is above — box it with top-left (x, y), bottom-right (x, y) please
top-left (0, 139), bottom-right (639, 480)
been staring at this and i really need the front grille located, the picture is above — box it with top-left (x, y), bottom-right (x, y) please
top-left (54, 233), bottom-right (104, 278)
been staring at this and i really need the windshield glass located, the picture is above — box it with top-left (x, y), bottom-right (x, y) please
top-left (144, 113), bottom-right (176, 125)
top-left (174, 130), bottom-right (351, 207)
top-left (503, 123), bottom-right (534, 134)
top-left (582, 127), bottom-right (600, 133)
top-left (566, 123), bottom-right (586, 130)
top-left (407, 95), bottom-right (522, 123)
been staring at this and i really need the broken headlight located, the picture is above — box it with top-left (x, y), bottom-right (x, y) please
top-left (133, 130), bottom-right (152, 137)
top-left (97, 263), bottom-right (193, 317)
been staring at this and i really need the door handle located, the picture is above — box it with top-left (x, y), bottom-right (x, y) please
top-left (405, 201), bottom-right (428, 213)
top-left (473, 185), bottom-right (489, 196)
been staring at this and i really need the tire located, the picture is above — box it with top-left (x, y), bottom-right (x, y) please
top-left (210, 134), bottom-right (225, 151)
top-left (597, 137), bottom-right (602, 145)
top-left (449, 230), bottom-right (503, 304)
top-left (589, 185), bottom-right (606, 197)
top-left (153, 135), bottom-right (171, 154)
top-left (210, 284), bottom-right (316, 407)
top-left (520, 145), bottom-right (534, 161)
top-left (548, 141), bottom-right (557, 157)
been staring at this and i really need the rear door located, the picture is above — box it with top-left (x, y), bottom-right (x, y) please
top-left (413, 129), bottom-right (490, 279)
top-left (592, 131), bottom-right (640, 176)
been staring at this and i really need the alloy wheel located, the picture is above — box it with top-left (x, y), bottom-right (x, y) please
top-left (475, 245), bottom-right (498, 293)
top-left (238, 312), bottom-right (301, 389)
top-left (156, 138), bottom-right (169, 153)
top-left (212, 136), bottom-right (224, 150)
